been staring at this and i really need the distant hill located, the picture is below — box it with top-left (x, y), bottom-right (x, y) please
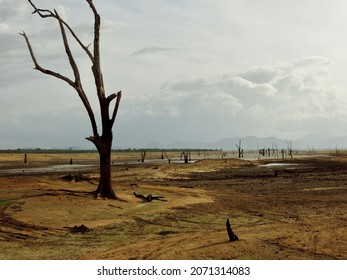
top-left (8, 134), bottom-right (347, 151)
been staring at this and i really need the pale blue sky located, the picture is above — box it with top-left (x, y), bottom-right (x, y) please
top-left (1, 0), bottom-right (347, 148)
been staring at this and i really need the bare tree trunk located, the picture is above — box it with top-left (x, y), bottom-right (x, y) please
top-left (140, 150), bottom-right (147, 163)
top-left (95, 138), bottom-right (116, 199)
top-left (236, 139), bottom-right (242, 158)
top-left (182, 150), bottom-right (189, 163)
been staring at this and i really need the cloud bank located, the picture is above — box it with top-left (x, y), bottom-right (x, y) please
top-left (116, 56), bottom-right (346, 146)
top-left (2, 1), bottom-right (347, 148)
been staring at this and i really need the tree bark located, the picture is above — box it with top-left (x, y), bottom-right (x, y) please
top-left (94, 137), bottom-right (116, 199)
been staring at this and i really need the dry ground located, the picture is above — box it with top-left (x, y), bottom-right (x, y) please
top-left (0, 151), bottom-right (346, 259)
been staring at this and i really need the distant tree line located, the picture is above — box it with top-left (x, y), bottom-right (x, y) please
top-left (0, 148), bottom-right (219, 154)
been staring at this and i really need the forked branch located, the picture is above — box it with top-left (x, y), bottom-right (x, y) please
top-left (28, 0), bottom-right (94, 62)
top-left (20, 1), bottom-right (100, 140)
top-left (110, 91), bottom-right (122, 126)
top-left (22, 0), bottom-right (121, 148)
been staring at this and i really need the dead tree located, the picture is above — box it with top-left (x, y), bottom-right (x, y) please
top-left (272, 145), bottom-right (279, 158)
top-left (236, 139), bottom-right (243, 158)
top-left (140, 150), bottom-right (147, 163)
top-left (20, 0), bottom-right (121, 199)
top-left (164, 152), bottom-right (172, 163)
top-left (334, 145), bottom-right (340, 157)
top-left (286, 140), bottom-right (293, 159)
top-left (258, 148), bottom-right (265, 157)
top-left (220, 150), bottom-right (227, 159)
top-left (182, 150), bottom-right (190, 163)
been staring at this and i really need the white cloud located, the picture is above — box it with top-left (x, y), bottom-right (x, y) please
top-left (101, 19), bottom-right (127, 33)
top-left (55, 5), bottom-right (71, 20)
top-left (0, 23), bottom-right (10, 34)
top-left (132, 46), bottom-right (178, 56)
top-left (227, 77), bottom-right (277, 97)
top-left (3, 1), bottom-right (347, 148)
top-left (119, 55), bottom-right (347, 143)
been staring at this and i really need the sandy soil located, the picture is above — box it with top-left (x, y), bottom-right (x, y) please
top-left (0, 152), bottom-right (346, 260)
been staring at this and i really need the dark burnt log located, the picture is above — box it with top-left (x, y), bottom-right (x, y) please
top-left (133, 192), bottom-right (166, 202)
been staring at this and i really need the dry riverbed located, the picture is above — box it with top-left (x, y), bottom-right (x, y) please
top-left (0, 152), bottom-right (346, 259)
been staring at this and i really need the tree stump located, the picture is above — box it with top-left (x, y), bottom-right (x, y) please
top-left (69, 224), bottom-right (91, 233)
top-left (226, 219), bottom-right (238, 242)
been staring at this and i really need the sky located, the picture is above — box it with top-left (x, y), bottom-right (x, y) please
top-left (2, 0), bottom-right (347, 149)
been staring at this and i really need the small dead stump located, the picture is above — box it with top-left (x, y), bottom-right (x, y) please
top-left (69, 224), bottom-right (91, 233)
top-left (61, 174), bottom-right (95, 183)
top-left (61, 174), bottom-right (82, 182)
top-left (226, 219), bottom-right (238, 242)
top-left (158, 230), bottom-right (178, 235)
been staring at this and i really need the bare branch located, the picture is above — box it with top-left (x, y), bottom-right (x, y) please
top-left (86, 0), bottom-right (100, 63)
top-left (107, 91), bottom-right (121, 103)
top-left (19, 31), bottom-right (75, 88)
top-left (23, 0), bottom-right (121, 146)
top-left (28, 0), bottom-right (55, 18)
top-left (64, 23), bottom-right (94, 62)
top-left (28, 0), bottom-right (93, 62)
top-left (110, 91), bottom-right (122, 126)
top-left (54, 10), bottom-right (81, 86)
top-left (86, 0), bottom-right (105, 99)
top-left (56, 11), bottom-right (100, 136)
top-left (23, 1), bottom-right (100, 138)
top-left (85, 136), bottom-right (97, 144)
top-left (20, 30), bottom-right (99, 140)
